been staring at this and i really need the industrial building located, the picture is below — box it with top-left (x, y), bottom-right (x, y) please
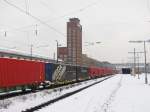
top-left (58, 18), bottom-right (82, 65)
top-left (67, 18), bottom-right (82, 65)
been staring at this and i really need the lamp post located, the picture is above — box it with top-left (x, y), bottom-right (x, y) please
top-left (30, 44), bottom-right (49, 60)
top-left (55, 40), bottom-right (62, 63)
top-left (84, 41), bottom-right (101, 57)
top-left (83, 41), bottom-right (101, 68)
top-left (85, 41), bottom-right (101, 46)
top-left (137, 53), bottom-right (140, 79)
top-left (144, 41), bottom-right (148, 84)
top-left (129, 40), bottom-right (148, 84)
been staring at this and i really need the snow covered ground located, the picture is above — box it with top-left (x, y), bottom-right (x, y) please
top-left (0, 77), bottom-right (108, 112)
top-left (108, 74), bottom-right (150, 112)
top-left (135, 73), bottom-right (150, 84)
top-left (1, 74), bottom-right (150, 112)
top-left (37, 74), bottom-right (150, 112)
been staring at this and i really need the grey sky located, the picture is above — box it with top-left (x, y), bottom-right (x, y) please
top-left (0, 0), bottom-right (150, 63)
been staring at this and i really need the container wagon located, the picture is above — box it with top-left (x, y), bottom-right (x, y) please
top-left (45, 63), bottom-right (89, 83)
top-left (45, 63), bottom-right (68, 83)
top-left (0, 58), bottom-right (45, 91)
top-left (78, 66), bottom-right (89, 80)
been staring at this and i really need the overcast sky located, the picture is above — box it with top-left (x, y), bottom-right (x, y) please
top-left (0, 0), bottom-right (150, 63)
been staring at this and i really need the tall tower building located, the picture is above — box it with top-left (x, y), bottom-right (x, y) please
top-left (67, 18), bottom-right (82, 65)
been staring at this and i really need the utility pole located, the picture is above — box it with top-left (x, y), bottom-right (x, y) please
top-left (128, 49), bottom-right (143, 77)
top-left (128, 48), bottom-right (136, 76)
top-left (129, 40), bottom-right (150, 84)
top-left (55, 40), bottom-right (58, 63)
top-left (129, 40), bottom-right (149, 84)
top-left (144, 41), bottom-right (148, 84)
top-left (137, 53), bottom-right (140, 79)
top-left (30, 44), bottom-right (33, 60)
top-left (133, 48), bottom-right (136, 76)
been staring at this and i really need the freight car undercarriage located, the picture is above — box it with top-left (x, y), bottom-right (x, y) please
top-left (22, 76), bottom-right (113, 112)
top-left (0, 75), bottom-right (110, 100)
top-left (0, 57), bottom-right (116, 99)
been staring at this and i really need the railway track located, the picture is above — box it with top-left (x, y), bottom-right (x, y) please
top-left (0, 76), bottom-right (105, 100)
top-left (22, 76), bottom-right (113, 112)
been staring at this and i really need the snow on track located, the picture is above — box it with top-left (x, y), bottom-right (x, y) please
top-left (0, 76), bottom-right (109, 112)
top-left (37, 74), bottom-right (150, 112)
top-left (37, 74), bottom-right (122, 112)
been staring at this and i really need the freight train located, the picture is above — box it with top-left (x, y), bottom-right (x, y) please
top-left (0, 57), bottom-right (116, 92)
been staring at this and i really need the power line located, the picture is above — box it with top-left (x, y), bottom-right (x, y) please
top-left (44, 0), bottom-right (103, 23)
top-left (0, 39), bottom-right (30, 47)
top-left (1, 0), bottom-right (103, 33)
top-left (0, 24), bottom-right (37, 33)
top-left (38, 0), bottom-right (55, 13)
top-left (3, 0), bottom-right (65, 37)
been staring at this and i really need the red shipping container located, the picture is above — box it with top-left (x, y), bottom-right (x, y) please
top-left (89, 67), bottom-right (99, 78)
top-left (0, 58), bottom-right (45, 88)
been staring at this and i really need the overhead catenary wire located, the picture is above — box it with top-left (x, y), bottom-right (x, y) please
top-left (1, 0), bottom-right (103, 34)
top-left (3, 0), bottom-right (65, 37)
top-left (0, 39), bottom-right (31, 47)
top-left (38, 0), bottom-right (55, 13)
top-left (0, 38), bottom-right (51, 50)
top-left (39, 0), bottom-right (103, 23)
top-left (0, 39), bottom-right (50, 56)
